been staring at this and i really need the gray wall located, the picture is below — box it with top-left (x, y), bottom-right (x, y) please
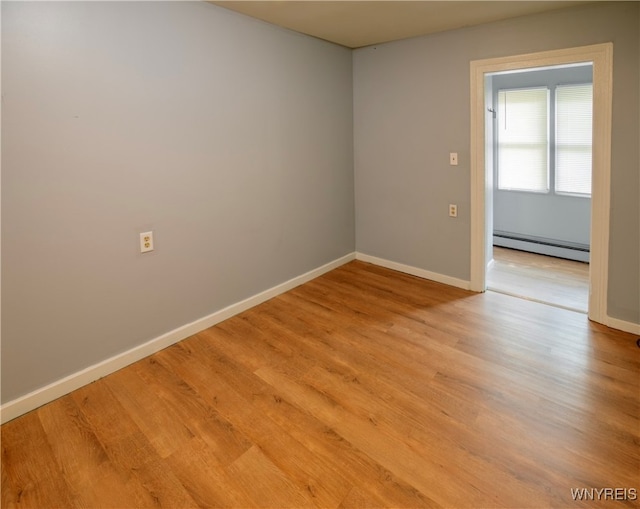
top-left (354, 1), bottom-right (639, 323)
top-left (1, 2), bottom-right (355, 403)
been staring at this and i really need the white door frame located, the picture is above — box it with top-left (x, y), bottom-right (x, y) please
top-left (469, 43), bottom-right (613, 325)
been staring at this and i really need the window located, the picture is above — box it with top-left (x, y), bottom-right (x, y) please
top-left (497, 83), bottom-right (592, 196)
top-left (556, 84), bottom-right (593, 195)
top-left (497, 87), bottom-right (549, 193)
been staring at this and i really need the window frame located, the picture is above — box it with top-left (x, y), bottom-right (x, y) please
top-left (496, 86), bottom-right (550, 194)
top-left (495, 81), bottom-right (593, 199)
top-left (554, 83), bottom-right (594, 198)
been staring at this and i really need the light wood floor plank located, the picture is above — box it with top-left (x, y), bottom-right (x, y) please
top-left (164, 436), bottom-right (254, 508)
top-left (2, 260), bottom-right (638, 508)
top-left (154, 342), bottom-right (354, 509)
top-left (487, 246), bottom-right (589, 312)
top-left (1, 412), bottom-right (78, 509)
top-left (37, 396), bottom-right (158, 508)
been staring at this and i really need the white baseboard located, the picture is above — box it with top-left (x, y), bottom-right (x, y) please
top-left (355, 252), bottom-right (471, 291)
top-left (0, 252), bottom-right (356, 424)
top-left (493, 236), bottom-right (590, 263)
top-left (604, 315), bottom-right (640, 336)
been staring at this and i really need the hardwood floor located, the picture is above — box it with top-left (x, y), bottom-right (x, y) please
top-left (487, 247), bottom-right (589, 312)
top-left (2, 261), bottom-right (638, 508)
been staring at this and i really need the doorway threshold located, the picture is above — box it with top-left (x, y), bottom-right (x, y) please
top-left (487, 287), bottom-right (587, 314)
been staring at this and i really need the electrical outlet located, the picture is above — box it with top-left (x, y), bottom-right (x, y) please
top-left (449, 204), bottom-right (458, 217)
top-left (140, 231), bottom-right (154, 253)
top-left (449, 152), bottom-right (458, 166)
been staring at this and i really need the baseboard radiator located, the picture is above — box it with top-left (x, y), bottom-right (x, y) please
top-left (493, 231), bottom-right (590, 263)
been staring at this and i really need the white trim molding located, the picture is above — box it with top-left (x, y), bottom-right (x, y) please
top-left (470, 43), bottom-right (614, 327)
top-left (603, 317), bottom-right (640, 336)
top-left (0, 252), bottom-right (356, 424)
top-left (355, 252), bottom-right (471, 291)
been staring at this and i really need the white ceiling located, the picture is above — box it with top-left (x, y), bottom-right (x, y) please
top-left (210, 1), bottom-right (600, 49)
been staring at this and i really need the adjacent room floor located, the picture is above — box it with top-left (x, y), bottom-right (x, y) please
top-left (487, 246), bottom-right (589, 313)
top-left (2, 261), bottom-right (637, 508)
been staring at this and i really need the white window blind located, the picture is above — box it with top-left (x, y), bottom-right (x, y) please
top-left (497, 87), bottom-right (549, 192)
top-left (556, 84), bottom-right (593, 196)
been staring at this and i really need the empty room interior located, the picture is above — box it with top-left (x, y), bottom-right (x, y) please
top-left (1, 1), bottom-right (639, 508)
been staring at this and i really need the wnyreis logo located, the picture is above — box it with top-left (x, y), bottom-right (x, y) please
top-left (571, 488), bottom-right (637, 501)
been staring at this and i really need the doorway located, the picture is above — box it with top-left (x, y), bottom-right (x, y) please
top-left (485, 63), bottom-right (592, 313)
top-left (469, 43), bottom-right (613, 325)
